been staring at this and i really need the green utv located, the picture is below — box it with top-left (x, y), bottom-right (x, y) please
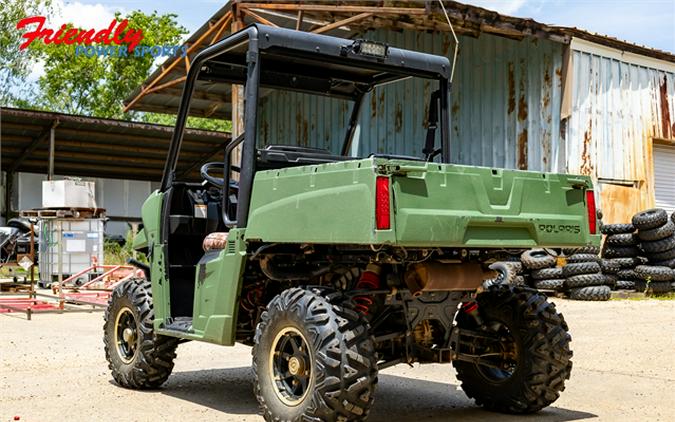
top-left (104, 25), bottom-right (600, 420)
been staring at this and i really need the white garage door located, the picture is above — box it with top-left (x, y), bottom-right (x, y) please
top-left (654, 144), bottom-right (675, 214)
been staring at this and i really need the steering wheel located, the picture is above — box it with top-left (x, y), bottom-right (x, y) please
top-left (200, 162), bottom-right (240, 187)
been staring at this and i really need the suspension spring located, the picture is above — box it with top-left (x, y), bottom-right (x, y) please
top-left (353, 264), bottom-right (382, 316)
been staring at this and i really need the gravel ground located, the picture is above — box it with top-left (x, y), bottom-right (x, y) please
top-left (1, 298), bottom-right (674, 421)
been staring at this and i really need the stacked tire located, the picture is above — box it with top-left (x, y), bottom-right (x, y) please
top-left (634, 265), bottom-right (674, 294)
top-left (601, 222), bottom-right (641, 291)
top-left (487, 260), bottom-right (526, 286)
top-left (561, 247), bottom-right (611, 301)
top-left (634, 209), bottom-right (675, 265)
top-left (632, 208), bottom-right (675, 294)
top-left (522, 249), bottom-right (564, 291)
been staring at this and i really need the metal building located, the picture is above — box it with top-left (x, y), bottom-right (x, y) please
top-left (125, 1), bottom-right (675, 224)
top-left (0, 108), bottom-right (231, 235)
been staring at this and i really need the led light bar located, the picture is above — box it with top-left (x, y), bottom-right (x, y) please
top-left (354, 40), bottom-right (388, 58)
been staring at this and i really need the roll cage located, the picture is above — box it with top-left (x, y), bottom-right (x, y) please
top-left (162, 24), bottom-right (452, 228)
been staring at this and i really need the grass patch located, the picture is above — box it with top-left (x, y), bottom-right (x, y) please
top-left (612, 293), bottom-right (675, 301)
top-left (104, 231), bottom-right (147, 265)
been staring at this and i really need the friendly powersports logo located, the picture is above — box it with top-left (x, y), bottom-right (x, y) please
top-left (16, 16), bottom-right (187, 58)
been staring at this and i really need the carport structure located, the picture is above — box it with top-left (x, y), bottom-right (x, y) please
top-left (0, 107), bottom-right (231, 219)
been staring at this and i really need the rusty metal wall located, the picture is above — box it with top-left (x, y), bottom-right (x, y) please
top-left (566, 49), bottom-right (675, 223)
top-left (258, 29), bottom-right (565, 170)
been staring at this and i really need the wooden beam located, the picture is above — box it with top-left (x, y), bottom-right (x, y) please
top-left (146, 76), bottom-right (187, 95)
top-left (205, 102), bottom-right (221, 118)
top-left (238, 3), bottom-right (427, 15)
top-left (312, 12), bottom-right (373, 35)
top-left (129, 103), bottom-right (230, 118)
top-left (241, 7), bottom-right (279, 27)
top-left (123, 11), bottom-right (233, 113)
top-left (8, 120), bottom-right (59, 173)
top-left (210, 16), bottom-right (231, 44)
top-left (159, 87), bottom-right (231, 103)
top-left (295, 10), bottom-right (304, 30)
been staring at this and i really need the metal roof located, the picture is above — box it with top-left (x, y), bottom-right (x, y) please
top-left (125, 0), bottom-right (675, 118)
top-left (0, 107), bottom-right (231, 181)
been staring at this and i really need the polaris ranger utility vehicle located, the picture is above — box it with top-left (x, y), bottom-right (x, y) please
top-left (104, 24), bottom-right (600, 421)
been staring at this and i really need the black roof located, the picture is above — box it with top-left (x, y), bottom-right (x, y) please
top-left (199, 24), bottom-right (450, 100)
top-left (0, 107), bottom-right (230, 181)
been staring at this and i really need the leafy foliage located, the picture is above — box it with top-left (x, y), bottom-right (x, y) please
top-left (104, 230), bottom-right (147, 265)
top-left (6, 5), bottom-right (231, 131)
top-left (0, 0), bottom-right (51, 106)
top-left (31, 10), bottom-right (187, 118)
top-left (142, 113), bottom-right (232, 132)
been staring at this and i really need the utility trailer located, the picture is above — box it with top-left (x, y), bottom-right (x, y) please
top-left (104, 24), bottom-right (600, 421)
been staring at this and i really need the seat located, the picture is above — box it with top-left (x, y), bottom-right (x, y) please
top-left (202, 232), bottom-right (229, 251)
top-left (257, 145), bottom-right (349, 168)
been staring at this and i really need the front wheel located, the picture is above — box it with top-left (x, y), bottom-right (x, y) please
top-left (103, 278), bottom-right (179, 389)
top-left (253, 287), bottom-right (378, 421)
top-left (453, 285), bottom-right (572, 413)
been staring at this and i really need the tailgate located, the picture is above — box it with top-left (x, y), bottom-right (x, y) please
top-left (387, 161), bottom-right (600, 248)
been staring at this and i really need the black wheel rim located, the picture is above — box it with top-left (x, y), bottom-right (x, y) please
top-left (269, 326), bottom-right (312, 406)
top-left (114, 307), bottom-right (138, 363)
top-left (475, 321), bottom-right (518, 383)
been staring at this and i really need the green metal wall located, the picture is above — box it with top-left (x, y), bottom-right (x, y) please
top-left (257, 29), bottom-right (565, 172)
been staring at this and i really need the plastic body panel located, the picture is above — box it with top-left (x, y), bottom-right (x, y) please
top-left (245, 158), bottom-right (601, 248)
top-left (137, 191), bottom-right (246, 345)
top-left (190, 228), bottom-right (247, 345)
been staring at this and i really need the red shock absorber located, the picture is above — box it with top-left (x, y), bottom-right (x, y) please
top-left (353, 264), bottom-right (382, 316)
top-left (461, 301), bottom-right (483, 326)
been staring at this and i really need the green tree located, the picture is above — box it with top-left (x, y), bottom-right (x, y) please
top-left (10, 8), bottom-right (230, 132)
top-left (31, 10), bottom-right (187, 118)
top-left (142, 113), bottom-right (232, 133)
top-left (0, 0), bottom-right (52, 106)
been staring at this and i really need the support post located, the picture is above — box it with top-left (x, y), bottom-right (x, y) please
top-left (4, 172), bottom-right (13, 221)
top-left (30, 222), bottom-right (35, 299)
top-left (48, 124), bottom-right (56, 180)
top-left (231, 12), bottom-right (245, 178)
top-left (57, 220), bottom-right (64, 309)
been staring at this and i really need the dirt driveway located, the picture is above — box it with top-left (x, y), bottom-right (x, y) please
top-left (1, 298), bottom-right (674, 421)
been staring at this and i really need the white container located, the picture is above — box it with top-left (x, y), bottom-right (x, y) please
top-left (42, 180), bottom-right (96, 209)
top-left (38, 218), bottom-right (105, 285)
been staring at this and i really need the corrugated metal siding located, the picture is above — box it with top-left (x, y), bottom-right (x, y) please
top-left (566, 50), bottom-right (675, 223)
top-left (452, 35), bottom-right (563, 171)
top-left (258, 30), bottom-right (564, 171)
top-left (653, 144), bottom-right (675, 214)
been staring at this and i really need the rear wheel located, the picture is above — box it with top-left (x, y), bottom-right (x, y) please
top-left (453, 285), bottom-right (572, 414)
top-left (103, 278), bottom-right (179, 389)
top-left (253, 287), bottom-right (378, 421)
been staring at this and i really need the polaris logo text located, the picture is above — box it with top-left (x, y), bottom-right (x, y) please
top-left (538, 224), bottom-right (581, 234)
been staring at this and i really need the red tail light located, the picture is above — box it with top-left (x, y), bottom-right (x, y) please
top-left (586, 190), bottom-right (597, 234)
top-left (375, 176), bottom-right (391, 230)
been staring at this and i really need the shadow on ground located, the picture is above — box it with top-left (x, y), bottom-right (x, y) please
top-left (154, 367), bottom-right (597, 421)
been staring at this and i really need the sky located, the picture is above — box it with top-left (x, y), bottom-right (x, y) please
top-left (24, 0), bottom-right (675, 80)
top-left (43, 0), bottom-right (675, 51)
